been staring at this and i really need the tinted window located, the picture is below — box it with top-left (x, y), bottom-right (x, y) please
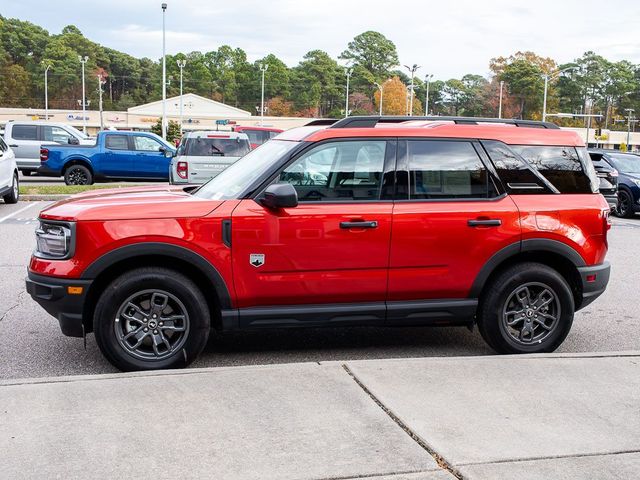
top-left (279, 140), bottom-right (386, 201)
top-left (133, 136), bottom-right (162, 151)
top-left (43, 126), bottom-right (73, 144)
top-left (243, 130), bottom-right (268, 145)
top-left (511, 145), bottom-right (594, 194)
top-left (105, 135), bottom-right (129, 150)
top-left (607, 153), bottom-right (640, 174)
top-left (184, 138), bottom-right (250, 157)
top-left (483, 140), bottom-right (550, 194)
top-left (12, 125), bottom-right (38, 141)
top-left (407, 140), bottom-right (491, 199)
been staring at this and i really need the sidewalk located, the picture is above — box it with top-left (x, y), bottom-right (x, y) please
top-left (1, 352), bottom-right (639, 480)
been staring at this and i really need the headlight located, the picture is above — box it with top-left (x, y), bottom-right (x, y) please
top-left (35, 221), bottom-right (74, 259)
top-left (632, 179), bottom-right (640, 188)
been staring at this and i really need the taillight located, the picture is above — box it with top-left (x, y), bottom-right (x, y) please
top-left (176, 161), bottom-right (188, 179)
top-left (603, 209), bottom-right (611, 231)
top-left (40, 148), bottom-right (49, 162)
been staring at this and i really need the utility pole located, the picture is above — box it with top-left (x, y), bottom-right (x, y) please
top-left (344, 67), bottom-right (352, 118)
top-left (177, 59), bottom-right (186, 135)
top-left (78, 56), bottom-right (89, 134)
top-left (97, 75), bottom-right (106, 130)
top-left (43, 63), bottom-right (51, 120)
top-left (161, 2), bottom-right (167, 140)
top-left (498, 80), bottom-right (504, 119)
top-left (374, 82), bottom-right (384, 115)
top-left (259, 63), bottom-right (268, 126)
top-left (404, 64), bottom-right (420, 116)
top-left (424, 74), bottom-right (433, 116)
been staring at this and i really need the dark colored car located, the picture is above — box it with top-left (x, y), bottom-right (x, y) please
top-left (589, 150), bottom-right (640, 218)
top-left (27, 116), bottom-right (611, 371)
top-left (587, 150), bottom-right (619, 211)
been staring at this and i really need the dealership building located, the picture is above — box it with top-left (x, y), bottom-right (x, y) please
top-left (0, 93), bottom-right (310, 135)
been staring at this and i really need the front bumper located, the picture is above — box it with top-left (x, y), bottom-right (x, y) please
top-left (26, 271), bottom-right (92, 337)
top-left (576, 261), bottom-right (610, 310)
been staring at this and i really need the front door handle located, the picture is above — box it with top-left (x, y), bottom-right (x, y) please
top-left (340, 220), bottom-right (378, 229)
top-left (467, 219), bottom-right (502, 227)
top-left (9, 144), bottom-right (18, 148)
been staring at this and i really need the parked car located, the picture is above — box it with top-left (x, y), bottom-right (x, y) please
top-left (169, 131), bottom-right (250, 185)
top-left (39, 130), bottom-right (176, 185)
top-left (233, 125), bottom-right (283, 149)
top-left (586, 150), bottom-right (619, 211)
top-left (0, 136), bottom-right (19, 204)
top-left (3, 121), bottom-right (94, 176)
top-left (26, 116), bottom-right (610, 371)
top-left (591, 150), bottom-right (640, 218)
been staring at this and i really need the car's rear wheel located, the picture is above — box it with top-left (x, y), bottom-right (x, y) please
top-left (64, 164), bottom-right (93, 185)
top-left (477, 262), bottom-right (574, 354)
top-left (93, 267), bottom-right (210, 371)
top-left (3, 172), bottom-right (19, 204)
top-left (616, 190), bottom-right (634, 218)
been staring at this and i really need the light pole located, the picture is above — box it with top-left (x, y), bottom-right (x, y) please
top-left (161, 2), bottom-right (168, 140)
top-left (374, 82), bottom-right (384, 115)
top-left (78, 55), bottom-right (89, 134)
top-left (404, 64), bottom-right (420, 116)
top-left (498, 80), bottom-right (504, 119)
top-left (542, 66), bottom-right (577, 122)
top-left (43, 63), bottom-right (51, 120)
top-left (97, 75), bottom-right (106, 130)
top-left (177, 59), bottom-right (186, 135)
top-left (424, 74), bottom-right (433, 116)
top-left (259, 63), bottom-right (268, 125)
top-left (625, 108), bottom-right (635, 149)
top-left (344, 67), bottom-right (352, 118)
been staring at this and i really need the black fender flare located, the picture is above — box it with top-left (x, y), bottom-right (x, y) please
top-left (82, 242), bottom-right (232, 309)
top-left (468, 238), bottom-right (586, 298)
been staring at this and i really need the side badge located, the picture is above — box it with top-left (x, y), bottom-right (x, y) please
top-left (250, 253), bottom-right (265, 268)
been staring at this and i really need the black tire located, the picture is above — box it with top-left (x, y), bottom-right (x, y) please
top-left (616, 190), bottom-right (634, 218)
top-left (93, 267), bottom-right (210, 371)
top-left (2, 172), bottom-right (19, 204)
top-left (64, 164), bottom-right (93, 185)
top-left (477, 262), bottom-right (574, 354)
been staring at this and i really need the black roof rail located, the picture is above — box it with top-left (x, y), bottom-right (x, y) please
top-left (329, 116), bottom-right (560, 130)
top-left (305, 119), bottom-right (339, 126)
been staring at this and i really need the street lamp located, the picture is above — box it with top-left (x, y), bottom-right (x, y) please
top-left (344, 67), bottom-right (352, 118)
top-left (97, 74), bottom-right (106, 130)
top-left (43, 62), bottom-right (52, 121)
top-left (161, 2), bottom-right (167, 140)
top-left (259, 63), bottom-right (268, 125)
top-left (177, 59), bottom-right (186, 135)
top-left (404, 64), bottom-right (420, 116)
top-left (78, 55), bottom-right (89, 134)
top-left (374, 81), bottom-right (384, 116)
top-left (542, 66), bottom-right (577, 122)
top-left (498, 80), bottom-right (504, 119)
top-left (625, 108), bottom-right (635, 149)
top-left (424, 74), bottom-right (433, 116)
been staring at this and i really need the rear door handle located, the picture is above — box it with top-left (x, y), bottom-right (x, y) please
top-left (467, 219), bottom-right (502, 227)
top-left (9, 144), bottom-right (18, 148)
top-left (340, 220), bottom-right (378, 229)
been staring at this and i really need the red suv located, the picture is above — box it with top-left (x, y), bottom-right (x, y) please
top-left (27, 116), bottom-right (611, 371)
top-left (233, 125), bottom-right (283, 149)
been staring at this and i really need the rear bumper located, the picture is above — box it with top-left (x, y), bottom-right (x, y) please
top-left (602, 193), bottom-right (618, 210)
top-left (576, 261), bottom-right (610, 310)
top-left (26, 271), bottom-right (92, 337)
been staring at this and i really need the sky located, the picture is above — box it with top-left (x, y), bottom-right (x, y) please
top-left (2, 0), bottom-right (640, 79)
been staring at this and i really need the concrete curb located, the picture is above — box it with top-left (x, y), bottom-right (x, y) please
top-left (20, 194), bottom-right (69, 201)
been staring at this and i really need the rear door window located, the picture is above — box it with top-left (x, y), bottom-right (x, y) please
top-left (105, 135), bottom-right (129, 150)
top-left (482, 141), bottom-right (552, 194)
top-left (12, 125), bottom-right (38, 141)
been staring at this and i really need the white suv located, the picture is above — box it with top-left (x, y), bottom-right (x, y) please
top-left (0, 137), bottom-right (19, 204)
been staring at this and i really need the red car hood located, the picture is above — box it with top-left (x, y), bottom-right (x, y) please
top-left (40, 185), bottom-right (223, 222)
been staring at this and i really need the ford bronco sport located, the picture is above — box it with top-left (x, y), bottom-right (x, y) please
top-left (26, 116), bottom-right (611, 371)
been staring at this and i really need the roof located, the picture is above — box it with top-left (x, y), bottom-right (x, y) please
top-left (127, 93), bottom-right (251, 117)
top-left (279, 120), bottom-right (584, 147)
top-left (234, 125), bottom-right (284, 132)
top-left (183, 130), bottom-right (248, 139)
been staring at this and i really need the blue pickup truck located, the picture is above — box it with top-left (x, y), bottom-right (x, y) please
top-left (38, 131), bottom-right (176, 185)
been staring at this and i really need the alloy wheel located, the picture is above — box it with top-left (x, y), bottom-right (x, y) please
top-left (68, 168), bottom-right (88, 185)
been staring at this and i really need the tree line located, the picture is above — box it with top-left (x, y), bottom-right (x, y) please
top-left (1, 16), bottom-right (639, 129)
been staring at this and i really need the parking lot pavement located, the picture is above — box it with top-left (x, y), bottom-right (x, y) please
top-left (18, 172), bottom-right (167, 186)
top-left (1, 200), bottom-right (639, 380)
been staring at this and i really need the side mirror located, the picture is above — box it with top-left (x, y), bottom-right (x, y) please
top-left (163, 149), bottom-right (174, 158)
top-left (68, 137), bottom-right (79, 145)
top-left (261, 183), bottom-right (298, 209)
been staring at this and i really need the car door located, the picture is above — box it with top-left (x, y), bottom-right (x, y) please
top-left (42, 125), bottom-right (76, 146)
top-left (0, 137), bottom-right (11, 187)
top-left (101, 134), bottom-right (134, 177)
top-left (387, 139), bottom-right (521, 321)
top-left (230, 139), bottom-right (396, 327)
top-left (8, 124), bottom-right (40, 170)
top-left (131, 135), bottom-right (170, 179)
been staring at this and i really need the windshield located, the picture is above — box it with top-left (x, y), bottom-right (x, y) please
top-left (193, 140), bottom-right (299, 200)
top-left (609, 154), bottom-right (640, 174)
top-left (179, 137), bottom-right (250, 157)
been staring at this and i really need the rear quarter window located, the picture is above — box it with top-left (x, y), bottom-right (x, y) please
top-left (12, 125), bottom-right (38, 141)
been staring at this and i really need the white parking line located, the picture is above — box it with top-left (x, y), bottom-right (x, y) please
top-left (0, 202), bottom-right (40, 224)
top-left (612, 219), bottom-right (640, 227)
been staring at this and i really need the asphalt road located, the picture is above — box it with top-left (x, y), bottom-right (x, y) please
top-left (1, 200), bottom-right (639, 380)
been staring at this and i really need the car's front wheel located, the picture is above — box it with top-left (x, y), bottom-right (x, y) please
top-left (616, 190), bottom-right (634, 218)
top-left (3, 172), bottom-right (19, 204)
top-left (477, 262), bottom-right (574, 354)
top-left (93, 267), bottom-right (210, 371)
